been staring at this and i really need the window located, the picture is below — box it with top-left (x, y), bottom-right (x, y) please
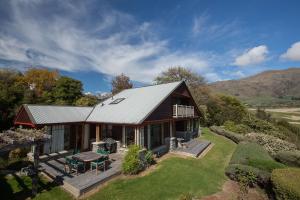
top-left (110, 98), bottom-right (125, 104)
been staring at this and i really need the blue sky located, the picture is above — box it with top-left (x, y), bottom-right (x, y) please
top-left (0, 0), bottom-right (300, 93)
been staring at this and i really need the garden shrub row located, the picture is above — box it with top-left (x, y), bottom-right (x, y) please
top-left (210, 126), bottom-right (245, 143)
top-left (226, 142), bottom-right (285, 188)
top-left (225, 164), bottom-right (271, 187)
top-left (245, 132), bottom-right (297, 156)
top-left (275, 150), bottom-right (300, 167)
top-left (229, 142), bottom-right (285, 172)
top-left (211, 125), bottom-right (297, 156)
top-left (271, 168), bottom-right (300, 200)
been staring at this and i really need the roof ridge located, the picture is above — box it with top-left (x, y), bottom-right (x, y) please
top-left (25, 104), bottom-right (93, 108)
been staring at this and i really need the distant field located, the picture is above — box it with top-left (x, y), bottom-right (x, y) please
top-left (249, 107), bottom-right (300, 125)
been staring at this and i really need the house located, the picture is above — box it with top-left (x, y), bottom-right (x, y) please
top-left (14, 81), bottom-right (202, 154)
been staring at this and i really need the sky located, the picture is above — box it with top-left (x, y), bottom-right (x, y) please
top-left (0, 0), bottom-right (300, 93)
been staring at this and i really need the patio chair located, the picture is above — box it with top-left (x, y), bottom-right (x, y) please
top-left (70, 159), bottom-right (85, 175)
top-left (96, 149), bottom-right (110, 156)
top-left (90, 157), bottom-right (108, 175)
top-left (64, 156), bottom-right (73, 173)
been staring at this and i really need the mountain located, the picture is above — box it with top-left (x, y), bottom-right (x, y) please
top-left (209, 68), bottom-right (300, 107)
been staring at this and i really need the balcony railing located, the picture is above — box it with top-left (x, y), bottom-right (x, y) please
top-left (173, 105), bottom-right (194, 118)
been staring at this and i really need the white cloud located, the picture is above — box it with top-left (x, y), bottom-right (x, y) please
top-left (192, 14), bottom-right (240, 41)
top-left (0, 1), bottom-right (215, 83)
top-left (281, 41), bottom-right (300, 61)
top-left (233, 45), bottom-right (268, 67)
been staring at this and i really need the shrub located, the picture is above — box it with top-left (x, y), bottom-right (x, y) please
top-left (122, 145), bottom-right (143, 175)
top-left (275, 150), bottom-right (300, 167)
top-left (230, 142), bottom-right (285, 172)
top-left (245, 132), bottom-right (297, 156)
top-left (271, 168), bottom-right (300, 200)
top-left (145, 150), bottom-right (155, 166)
top-left (178, 193), bottom-right (193, 200)
top-left (224, 121), bottom-right (251, 134)
top-left (210, 126), bottom-right (245, 143)
top-left (226, 164), bottom-right (271, 187)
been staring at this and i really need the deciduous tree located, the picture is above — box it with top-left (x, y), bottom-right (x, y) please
top-left (111, 74), bottom-right (133, 95)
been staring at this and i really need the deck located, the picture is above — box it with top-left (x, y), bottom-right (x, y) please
top-left (40, 152), bottom-right (124, 197)
top-left (173, 139), bottom-right (211, 158)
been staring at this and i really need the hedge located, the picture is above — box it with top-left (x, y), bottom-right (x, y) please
top-left (230, 142), bottom-right (285, 172)
top-left (271, 168), bottom-right (300, 200)
top-left (226, 164), bottom-right (271, 187)
top-left (246, 132), bottom-right (297, 156)
top-left (210, 126), bottom-right (245, 143)
top-left (275, 150), bottom-right (300, 167)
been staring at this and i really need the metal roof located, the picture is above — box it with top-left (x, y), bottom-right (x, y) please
top-left (24, 105), bottom-right (93, 125)
top-left (86, 81), bottom-right (183, 124)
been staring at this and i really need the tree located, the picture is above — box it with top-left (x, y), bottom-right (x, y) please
top-left (111, 73), bottom-right (133, 95)
top-left (52, 76), bottom-right (83, 105)
top-left (154, 66), bottom-right (205, 87)
top-left (22, 68), bottom-right (59, 98)
top-left (206, 94), bottom-right (247, 126)
top-left (0, 69), bottom-right (26, 130)
top-left (75, 95), bottom-right (98, 106)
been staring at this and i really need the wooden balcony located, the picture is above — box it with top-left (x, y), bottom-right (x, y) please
top-left (173, 104), bottom-right (194, 118)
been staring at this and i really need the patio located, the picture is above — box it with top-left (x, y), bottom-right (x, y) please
top-left (40, 152), bottom-right (124, 198)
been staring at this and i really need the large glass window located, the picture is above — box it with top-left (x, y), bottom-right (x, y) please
top-left (151, 124), bottom-right (162, 149)
top-left (64, 125), bottom-right (70, 149)
top-left (125, 127), bottom-right (135, 146)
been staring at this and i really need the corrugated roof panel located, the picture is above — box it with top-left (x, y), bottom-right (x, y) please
top-left (86, 81), bottom-right (182, 124)
top-left (26, 105), bottom-right (93, 124)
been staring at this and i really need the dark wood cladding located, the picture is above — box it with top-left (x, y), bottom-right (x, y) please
top-left (145, 96), bottom-right (173, 121)
top-left (144, 82), bottom-right (201, 122)
top-left (14, 106), bottom-right (35, 127)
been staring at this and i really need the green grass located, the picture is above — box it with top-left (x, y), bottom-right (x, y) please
top-left (230, 142), bottom-right (285, 172)
top-left (0, 174), bottom-right (72, 200)
top-left (89, 128), bottom-right (236, 200)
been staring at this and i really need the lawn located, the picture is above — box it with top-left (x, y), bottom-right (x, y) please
top-left (88, 128), bottom-right (236, 200)
top-left (0, 174), bottom-right (72, 200)
top-left (0, 128), bottom-right (236, 200)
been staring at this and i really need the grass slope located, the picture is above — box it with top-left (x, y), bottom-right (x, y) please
top-left (89, 128), bottom-right (236, 200)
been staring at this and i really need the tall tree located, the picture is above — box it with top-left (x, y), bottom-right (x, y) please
top-left (22, 68), bottom-right (59, 98)
top-left (0, 69), bottom-right (26, 130)
top-left (154, 66), bottom-right (205, 87)
top-left (154, 66), bottom-right (210, 105)
top-left (111, 73), bottom-right (133, 95)
top-left (75, 95), bottom-right (99, 106)
top-left (52, 76), bottom-right (83, 105)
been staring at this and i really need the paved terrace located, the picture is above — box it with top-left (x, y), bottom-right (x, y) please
top-left (173, 139), bottom-right (211, 158)
top-left (40, 153), bottom-right (124, 198)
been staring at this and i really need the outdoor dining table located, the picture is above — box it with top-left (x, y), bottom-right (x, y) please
top-left (72, 151), bottom-right (108, 172)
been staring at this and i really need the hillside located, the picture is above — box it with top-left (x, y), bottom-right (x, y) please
top-left (209, 68), bottom-right (300, 107)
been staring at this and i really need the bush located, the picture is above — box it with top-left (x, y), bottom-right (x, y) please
top-left (275, 150), bottom-right (300, 167)
top-left (271, 168), bottom-right (300, 200)
top-left (226, 164), bottom-right (271, 187)
top-left (145, 150), bottom-right (155, 166)
top-left (224, 120), bottom-right (252, 134)
top-left (122, 145), bottom-right (143, 175)
top-left (245, 132), bottom-right (297, 156)
top-left (210, 126), bottom-right (245, 143)
top-left (230, 142), bottom-right (285, 172)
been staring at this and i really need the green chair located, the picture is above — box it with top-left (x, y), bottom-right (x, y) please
top-left (96, 149), bottom-right (110, 155)
top-left (90, 157), bottom-right (107, 174)
top-left (73, 149), bottom-right (80, 155)
top-left (71, 159), bottom-right (85, 175)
